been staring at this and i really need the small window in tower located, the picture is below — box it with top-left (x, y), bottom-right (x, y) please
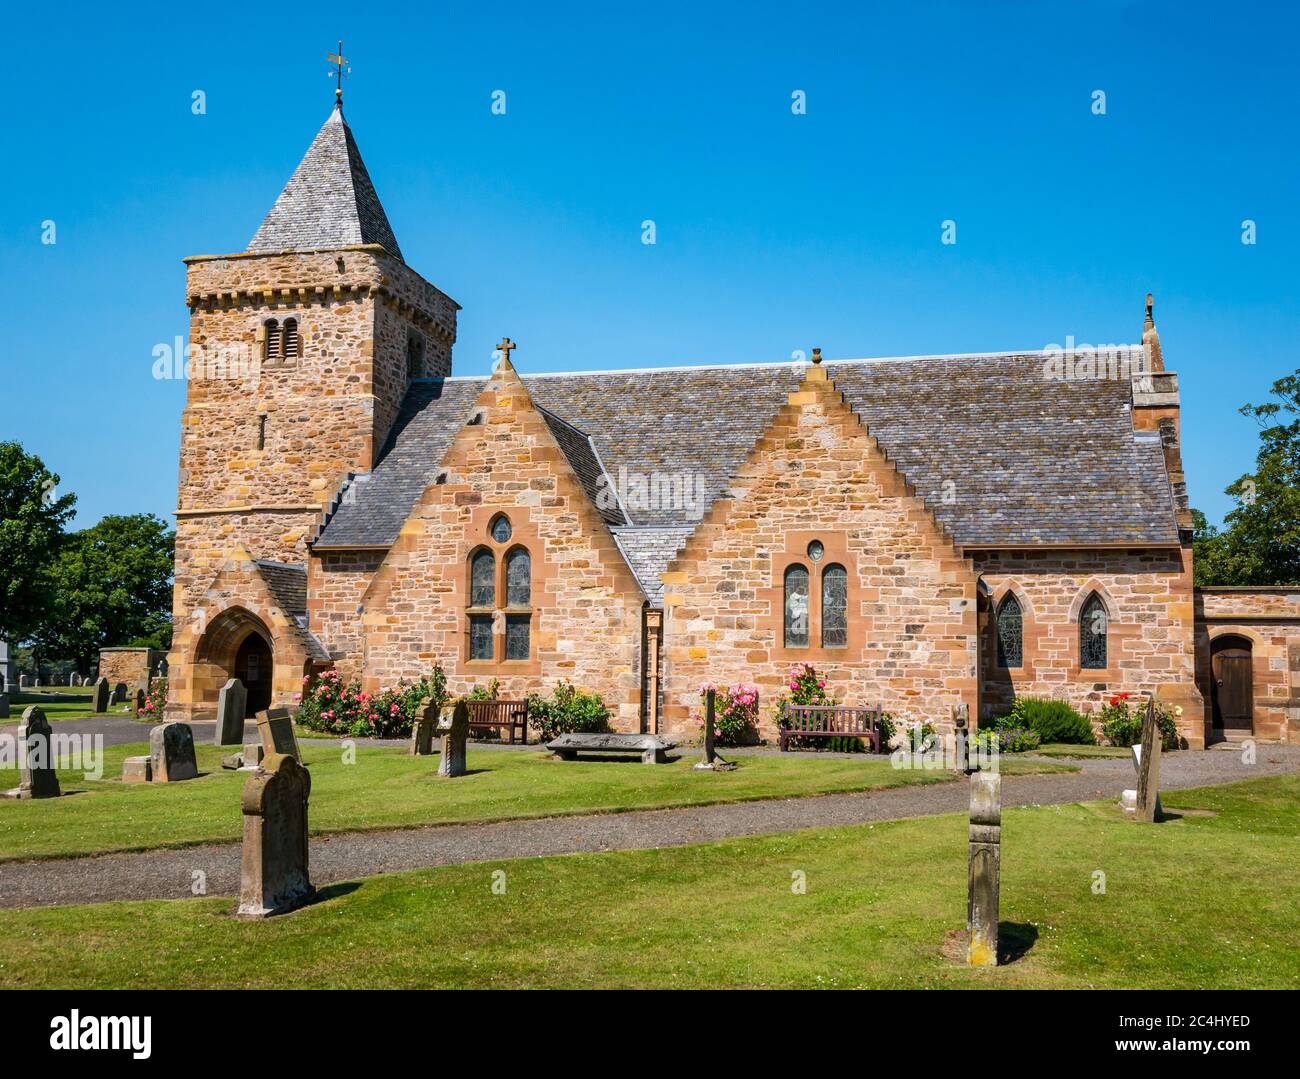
top-left (256, 414), bottom-right (268, 451)
top-left (406, 330), bottom-right (425, 379)
top-left (263, 319), bottom-right (281, 362)
top-left (283, 318), bottom-right (300, 360)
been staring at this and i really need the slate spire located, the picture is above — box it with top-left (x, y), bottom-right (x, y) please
top-left (247, 106), bottom-right (404, 261)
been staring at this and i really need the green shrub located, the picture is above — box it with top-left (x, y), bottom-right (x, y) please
top-left (297, 666), bottom-right (447, 739)
top-left (1099, 693), bottom-right (1180, 750)
top-left (1003, 696), bottom-right (1095, 745)
top-left (996, 726), bottom-right (1041, 753)
top-left (528, 681), bottom-right (610, 743)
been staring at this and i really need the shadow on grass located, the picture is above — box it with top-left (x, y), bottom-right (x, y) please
top-left (998, 922), bottom-right (1038, 964)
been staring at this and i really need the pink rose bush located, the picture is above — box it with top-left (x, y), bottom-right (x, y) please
top-left (297, 665), bottom-right (448, 738)
top-left (693, 681), bottom-right (759, 746)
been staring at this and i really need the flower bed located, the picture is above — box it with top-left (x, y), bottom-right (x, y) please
top-left (296, 666), bottom-right (448, 739)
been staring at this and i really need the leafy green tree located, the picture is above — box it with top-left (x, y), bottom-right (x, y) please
top-left (0, 442), bottom-right (76, 646)
top-left (36, 514), bottom-right (175, 674)
top-left (1194, 369), bottom-right (1300, 585)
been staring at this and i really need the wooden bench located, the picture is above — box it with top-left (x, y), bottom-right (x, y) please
top-left (779, 703), bottom-right (884, 752)
top-left (465, 699), bottom-right (529, 744)
top-left (547, 733), bottom-right (678, 764)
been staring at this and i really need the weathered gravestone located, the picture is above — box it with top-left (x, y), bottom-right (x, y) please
top-left (149, 722), bottom-right (199, 783)
top-left (18, 675), bottom-right (28, 689)
top-left (437, 699), bottom-right (470, 778)
top-left (3, 707), bottom-right (61, 800)
top-left (122, 756), bottom-right (152, 783)
top-left (0, 693), bottom-right (8, 720)
top-left (1135, 698), bottom-right (1162, 823)
top-left (952, 702), bottom-right (971, 774)
top-left (410, 696), bottom-right (438, 756)
top-left (112, 682), bottom-right (128, 706)
top-left (694, 687), bottom-right (734, 771)
top-left (967, 770), bottom-right (1001, 967)
top-left (256, 707), bottom-right (302, 763)
top-left (238, 753), bottom-right (314, 918)
top-left (92, 677), bottom-right (110, 713)
top-left (214, 678), bottom-right (248, 746)
top-left (133, 688), bottom-right (146, 715)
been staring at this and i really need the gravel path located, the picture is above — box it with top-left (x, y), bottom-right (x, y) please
top-left (1, 743), bottom-right (1294, 911)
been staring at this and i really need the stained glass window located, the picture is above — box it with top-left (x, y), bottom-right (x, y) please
top-left (784, 564), bottom-right (809, 648)
top-left (996, 594), bottom-right (1023, 668)
top-left (505, 615), bottom-right (530, 660)
top-left (1080, 593), bottom-right (1107, 670)
top-left (506, 549), bottom-right (530, 607)
top-left (470, 549), bottom-right (495, 608)
top-left (490, 514), bottom-right (512, 543)
top-left (821, 564), bottom-right (847, 648)
top-left (469, 615), bottom-right (494, 660)
top-left (807, 540), bottom-right (824, 562)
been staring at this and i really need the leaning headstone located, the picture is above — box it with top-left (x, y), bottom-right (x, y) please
top-left (256, 707), bottom-right (302, 764)
top-left (92, 677), bottom-right (110, 713)
top-left (0, 693), bottom-right (8, 720)
top-left (409, 697), bottom-right (437, 756)
top-left (437, 699), bottom-right (470, 778)
top-left (238, 753), bottom-right (314, 918)
top-left (2, 707), bottom-right (61, 800)
top-left (122, 756), bottom-right (152, 784)
top-left (242, 741), bottom-right (265, 770)
top-left (149, 722), bottom-right (198, 783)
top-left (112, 682), bottom-right (128, 705)
top-left (214, 678), bottom-right (247, 745)
top-left (967, 771), bottom-right (1001, 967)
top-left (1135, 698), bottom-right (1162, 823)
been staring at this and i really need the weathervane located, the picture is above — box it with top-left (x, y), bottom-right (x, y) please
top-left (327, 41), bottom-right (351, 108)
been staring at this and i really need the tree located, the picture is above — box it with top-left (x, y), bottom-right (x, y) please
top-left (1193, 368), bottom-right (1300, 585)
top-left (36, 514), bottom-right (175, 674)
top-left (0, 442), bottom-right (77, 646)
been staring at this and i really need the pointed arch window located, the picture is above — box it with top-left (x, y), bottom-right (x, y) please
top-left (506, 548), bottom-right (531, 608)
top-left (821, 564), bottom-right (847, 648)
top-left (467, 521), bottom-right (534, 664)
top-left (1080, 593), bottom-right (1108, 670)
top-left (784, 565), bottom-right (810, 648)
top-left (468, 549), bottom-right (497, 660)
top-left (996, 593), bottom-right (1023, 668)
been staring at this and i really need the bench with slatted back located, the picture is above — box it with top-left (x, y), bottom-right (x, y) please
top-left (465, 699), bottom-right (529, 744)
top-left (779, 703), bottom-right (884, 752)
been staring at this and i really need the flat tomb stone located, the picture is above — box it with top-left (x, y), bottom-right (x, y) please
top-left (547, 733), bottom-right (678, 764)
top-left (122, 755), bottom-right (152, 784)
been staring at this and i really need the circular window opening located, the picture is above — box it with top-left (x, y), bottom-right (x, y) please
top-left (490, 514), bottom-right (513, 543)
top-left (807, 540), bottom-right (824, 562)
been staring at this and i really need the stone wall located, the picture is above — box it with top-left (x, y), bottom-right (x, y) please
top-left (974, 546), bottom-right (1204, 745)
top-left (1193, 587), bottom-right (1300, 743)
top-left (661, 363), bottom-right (979, 742)
top-left (97, 648), bottom-right (164, 693)
top-left (358, 362), bottom-right (648, 730)
top-left (308, 549), bottom-right (385, 679)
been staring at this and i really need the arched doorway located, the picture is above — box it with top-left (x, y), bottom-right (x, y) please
top-left (234, 632), bottom-right (273, 717)
top-left (1210, 634), bottom-right (1253, 732)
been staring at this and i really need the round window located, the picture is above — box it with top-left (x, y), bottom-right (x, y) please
top-left (490, 515), bottom-right (512, 543)
top-left (807, 540), bottom-right (824, 562)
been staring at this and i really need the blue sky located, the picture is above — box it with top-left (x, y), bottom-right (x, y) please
top-left (2, 0), bottom-right (1295, 529)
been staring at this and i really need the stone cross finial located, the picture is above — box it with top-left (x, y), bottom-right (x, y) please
top-left (1144, 292), bottom-right (1154, 330)
top-left (497, 337), bottom-right (517, 368)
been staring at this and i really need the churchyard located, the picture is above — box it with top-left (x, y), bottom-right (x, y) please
top-left (0, 771), bottom-right (1295, 989)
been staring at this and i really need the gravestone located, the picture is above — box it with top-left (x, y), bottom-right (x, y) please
top-left (967, 771), bottom-right (1001, 967)
top-left (112, 682), bottom-right (128, 706)
top-left (3, 707), bottom-right (61, 800)
top-left (256, 707), bottom-right (302, 763)
top-left (952, 703), bottom-right (971, 774)
top-left (122, 756), bottom-right (152, 783)
top-left (19, 675), bottom-right (28, 688)
top-left (410, 697), bottom-right (438, 756)
top-left (693, 687), bottom-right (734, 771)
top-left (149, 722), bottom-right (198, 783)
top-left (238, 753), bottom-right (315, 918)
top-left (34, 677), bottom-right (41, 688)
top-left (214, 678), bottom-right (247, 745)
top-left (133, 688), bottom-right (146, 715)
top-left (92, 677), bottom-right (110, 713)
top-left (1135, 698), bottom-right (1162, 823)
top-left (0, 693), bottom-right (8, 720)
top-left (437, 699), bottom-right (469, 778)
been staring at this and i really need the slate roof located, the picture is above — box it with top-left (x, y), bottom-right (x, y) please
top-left (611, 527), bottom-right (696, 603)
top-left (254, 560), bottom-right (330, 662)
top-left (312, 352), bottom-right (1181, 599)
top-left (247, 106), bottom-right (403, 260)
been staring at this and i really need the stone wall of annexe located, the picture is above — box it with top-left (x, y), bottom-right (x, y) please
top-left (355, 362), bottom-right (649, 730)
top-left (1194, 587), bottom-right (1300, 744)
top-left (975, 546), bottom-right (1205, 746)
top-left (660, 363), bottom-right (979, 742)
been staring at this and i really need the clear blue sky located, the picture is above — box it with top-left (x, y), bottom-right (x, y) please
top-left (2, 0), bottom-right (1295, 529)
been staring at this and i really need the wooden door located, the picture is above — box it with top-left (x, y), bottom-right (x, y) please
top-left (1211, 648), bottom-right (1252, 730)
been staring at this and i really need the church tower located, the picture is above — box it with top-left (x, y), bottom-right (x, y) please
top-left (169, 96), bottom-right (458, 714)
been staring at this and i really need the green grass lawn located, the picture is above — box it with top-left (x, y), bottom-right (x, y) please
top-left (0, 773), bottom-right (1293, 989)
top-left (0, 740), bottom-right (1074, 862)
top-left (1031, 743), bottom-right (1134, 759)
top-left (1, 687), bottom-right (122, 722)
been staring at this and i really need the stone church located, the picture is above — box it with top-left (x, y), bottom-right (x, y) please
top-left (166, 101), bottom-right (1300, 748)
